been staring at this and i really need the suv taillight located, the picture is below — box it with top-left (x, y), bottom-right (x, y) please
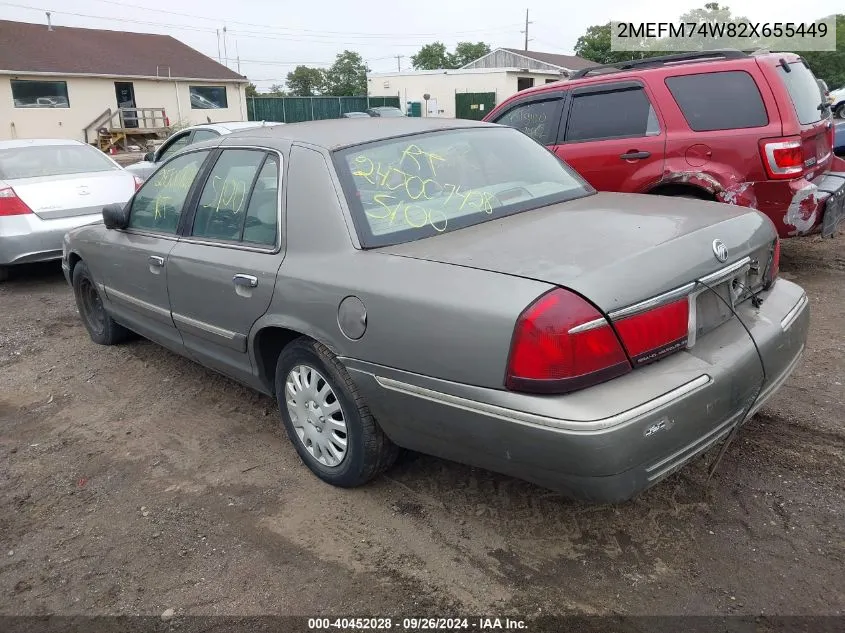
top-left (505, 289), bottom-right (631, 394)
top-left (760, 137), bottom-right (804, 179)
top-left (133, 175), bottom-right (144, 191)
top-left (0, 185), bottom-right (33, 217)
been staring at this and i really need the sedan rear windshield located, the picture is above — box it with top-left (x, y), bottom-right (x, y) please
top-left (0, 145), bottom-right (119, 180)
top-left (777, 61), bottom-right (824, 125)
top-left (333, 127), bottom-right (593, 247)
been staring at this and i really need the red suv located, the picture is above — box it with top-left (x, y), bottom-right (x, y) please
top-left (484, 50), bottom-right (845, 238)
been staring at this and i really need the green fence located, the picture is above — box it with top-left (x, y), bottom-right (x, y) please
top-left (247, 96), bottom-right (401, 123)
top-left (455, 92), bottom-right (497, 121)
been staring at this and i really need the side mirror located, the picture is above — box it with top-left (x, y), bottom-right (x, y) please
top-left (143, 151), bottom-right (155, 162)
top-left (102, 203), bottom-right (130, 230)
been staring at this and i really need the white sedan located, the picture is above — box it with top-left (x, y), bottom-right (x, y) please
top-left (0, 139), bottom-right (140, 282)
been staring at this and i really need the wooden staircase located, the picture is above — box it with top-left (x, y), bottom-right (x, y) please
top-left (84, 107), bottom-right (170, 153)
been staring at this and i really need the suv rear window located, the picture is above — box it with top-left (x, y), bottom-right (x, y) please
top-left (777, 61), bottom-right (824, 125)
top-left (666, 71), bottom-right (768, 132)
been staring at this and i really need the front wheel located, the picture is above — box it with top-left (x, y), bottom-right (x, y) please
top-left (72, 261), bottom-right (132, 345)
top-left (275, 338), bottom-right (398, 487)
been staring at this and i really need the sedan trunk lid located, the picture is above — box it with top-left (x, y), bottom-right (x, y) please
top-left (379, 192), bottom-right (775, 314)
top-left (7, 171), bottom-right (136, 220)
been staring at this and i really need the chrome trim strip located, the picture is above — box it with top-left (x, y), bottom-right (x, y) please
top-left (607, 257), bottom-right (753, 322)
top-left (608, 283), bottom-right (695, 320)
top-left (104, 286), bottom-right (170, 318)
top-left (568, 317), bottom-right (607, 334)
top-left (698, 256), bottom-right (752, 286)
top-left (780, 294), bottom-right (808, 331)
top-left (172, 312), bottom-right (238, 340)
top-left (373, 374), bottom-right (712, 434)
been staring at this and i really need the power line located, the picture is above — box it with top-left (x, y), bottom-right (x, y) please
top-left (65, 0), bottom-right (524, 38)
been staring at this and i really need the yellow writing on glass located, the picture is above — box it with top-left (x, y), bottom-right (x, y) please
top-left (209, 175), bottom-right (248, 214)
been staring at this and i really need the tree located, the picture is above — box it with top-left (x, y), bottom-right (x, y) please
top-left (451, 41), bottom-right (491, 67)
top-left (411, 42), bottom-right (451, 70)
top-left (285, 65), bottom-right (326, 96)
top-left (323, 50), bottom-right (368, 96)
top-left (267, 84), bottom-right (287, 97)
top-left (574, 23), bottom-right (648, 64)
top-left (245, 83), bottom-right (258, 97)
top-left (802, 14), bottom-right (845, 90)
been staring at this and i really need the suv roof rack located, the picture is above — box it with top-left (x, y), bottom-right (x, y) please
top-left (569, 49), bottom-right (749, 79)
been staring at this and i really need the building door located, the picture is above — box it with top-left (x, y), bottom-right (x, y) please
top-left (114, 82), bottom-right (138, 128)
top-left (455, 92), bottom-right (497, 120)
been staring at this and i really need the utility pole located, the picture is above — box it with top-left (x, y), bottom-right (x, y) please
top-left (521, 9), bottom-right (533, 51)
top-left (394, 54), bottom-right (405, 72)
top-left (222, 25), bottom-right (229, 68)
top-left (235, 39), bottom-right (241, 74)
top-left (216, 29), bottom-right (221, 63)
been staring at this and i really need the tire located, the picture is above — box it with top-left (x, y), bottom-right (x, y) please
top-left (835, 103), bottom-right (845, 120)
top-left (72, 261), bottom-right (132, 345)
top-left (275, 338), bottom-right (398, 487)
top-left (0, 266), bottom-right (8, 283)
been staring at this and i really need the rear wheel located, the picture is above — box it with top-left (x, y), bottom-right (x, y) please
top-left (72, 261), bottom-right (132, 345)
top-left (274, 338), bottom-right (398, 487)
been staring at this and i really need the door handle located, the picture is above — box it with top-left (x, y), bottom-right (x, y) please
top-left (233, 274), bottom-right (258, 288)
top-left (620, 151), bottom-right (651, 160)
top-left (148, 256), bottom-right (165, 267)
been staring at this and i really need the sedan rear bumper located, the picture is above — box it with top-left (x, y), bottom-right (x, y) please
top-left (343, 278), bottom-right (809, 503)
top-left (0, 212), bottom-right (103, 266)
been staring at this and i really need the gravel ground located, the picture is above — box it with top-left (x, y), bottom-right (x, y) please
top-left (0, 235), bottom-right (843, 621)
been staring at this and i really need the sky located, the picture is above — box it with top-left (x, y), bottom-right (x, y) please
top-left (0, 0), bottom-right (841, 90)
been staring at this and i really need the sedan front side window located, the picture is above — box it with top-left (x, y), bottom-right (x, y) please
top-left (129, 151), bottom-right (209, 234)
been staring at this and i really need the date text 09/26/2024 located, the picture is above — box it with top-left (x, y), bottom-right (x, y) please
top-left (308, 617), bottom-right (528, 630)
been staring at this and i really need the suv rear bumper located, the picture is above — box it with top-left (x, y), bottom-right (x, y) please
top-left (718, 163), bottom-right (845, 238)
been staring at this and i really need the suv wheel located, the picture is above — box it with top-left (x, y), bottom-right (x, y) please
top-left (274, 338), bottom-right (398, 487)
top-left (835, 103), bottom-right (845, 120)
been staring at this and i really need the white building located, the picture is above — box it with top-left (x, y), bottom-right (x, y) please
top-left (0, 18), bottom-right (249, 145)
top-left (367, 48), bottom-right (597, 119)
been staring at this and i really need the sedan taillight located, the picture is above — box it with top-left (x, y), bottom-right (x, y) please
top-left (764, 237), bottom-right (780, 287)
top-left (133, 175), bottom-right (144, 191)
top-left (613, 299), bottom-right (690, 367)
top-left (760, 136), bottom-right (804, 179)
top-left (0, 184), bottom-right (34, 217)
top-left (505, 288), bottom-right (631, 394)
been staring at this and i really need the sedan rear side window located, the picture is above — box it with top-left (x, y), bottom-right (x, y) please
top-left (334, 126), bottom-right (592, 248)
top-left (129, 151), bottom-right (208, 234)
top-left (666, 71), bottom-right (768, 131)
top-left (566, 87), bottom-right (659, 142)
top-left (192, 149), bottom-right (268, 242)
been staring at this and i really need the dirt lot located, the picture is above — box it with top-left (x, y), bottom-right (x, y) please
top-left (1, 236), bottom-right (843, 621)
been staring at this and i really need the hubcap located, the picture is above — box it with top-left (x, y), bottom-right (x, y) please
top-left (285, 365), bottom-right (348, 467)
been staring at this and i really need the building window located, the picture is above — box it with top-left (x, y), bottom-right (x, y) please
top-left (189, 86), bottom-right (228, 109)
top-left (517, 77), bottom-right (535, 91)
top-left (11, 80), bottom-right (69, 108)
